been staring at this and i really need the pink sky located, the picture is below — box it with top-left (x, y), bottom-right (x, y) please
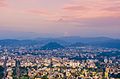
top-left (0, 0), bottom-right (120, 38)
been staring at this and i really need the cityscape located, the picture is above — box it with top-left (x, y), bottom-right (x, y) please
top-left (0, 0), bottom-right (120, 79)
top-left (0, 38), bottom-right (120, 79)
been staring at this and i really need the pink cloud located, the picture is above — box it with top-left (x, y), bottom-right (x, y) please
top-left (60, 0), bottom-right (120, 22)
top-left (63, 5), bottom-right (89, 11)
top-left (103, 6), bottom-right (120, 11)
top-left (26, 9), bottom-right (50, 15)
top-left (0, 0), bottom-right (7, 7)
top-left (1, 0), bottom-right (120, 26)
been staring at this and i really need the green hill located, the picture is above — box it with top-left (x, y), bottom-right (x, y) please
top-left (41, 42), bottom-right (64, 50)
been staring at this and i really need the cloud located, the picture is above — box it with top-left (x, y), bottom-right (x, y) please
top-left (63, 5), bottom-right (89, 11)
top-left (103, 6), bottom-right (120, 12)
top-left (27, 9), bottom-right (49, 15)
top-left (62, 0), bottom-right (120, 19)
top-left (0, 0), bottom-right (7, 7)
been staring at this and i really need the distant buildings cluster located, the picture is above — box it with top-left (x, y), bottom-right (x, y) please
top-left (0, 46), bottom-right (119, 79)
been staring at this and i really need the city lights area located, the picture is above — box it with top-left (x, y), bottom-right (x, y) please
top-left (0, 43), bottom-right (120, 79)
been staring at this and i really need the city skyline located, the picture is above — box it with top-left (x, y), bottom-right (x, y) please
top-left (0, 0), bottom-right (120, 38)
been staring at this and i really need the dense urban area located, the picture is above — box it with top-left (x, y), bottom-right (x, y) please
top-left (0, 40), bottom-right (120, 79)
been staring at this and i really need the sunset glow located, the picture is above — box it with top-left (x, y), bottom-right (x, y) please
top-left (0, 0), bottom-right (120, 38)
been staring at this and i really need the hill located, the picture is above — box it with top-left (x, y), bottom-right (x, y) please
top-left (41, 42), bottom-right (64, 50)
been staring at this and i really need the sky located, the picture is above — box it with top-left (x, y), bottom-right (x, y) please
top-left (0, 0), bottom-right (120, 39)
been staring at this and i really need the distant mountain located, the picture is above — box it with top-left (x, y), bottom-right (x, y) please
top-left (0, 39), bottom-right (39, 47)
top-left (59, 36), bottom-right (120, 48)
top-left (91, 39), bottom-right (120, 48)
top-left (58, 36), bottom-right (113, 43)
top-left (41, 42), bottom-right (64, 50)
top-left (0, 36), bottom-right (120, 49)
top-left (35, 38), bottom-right (68, 46)
top-left (69, 42), bottom-right (87, 47)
